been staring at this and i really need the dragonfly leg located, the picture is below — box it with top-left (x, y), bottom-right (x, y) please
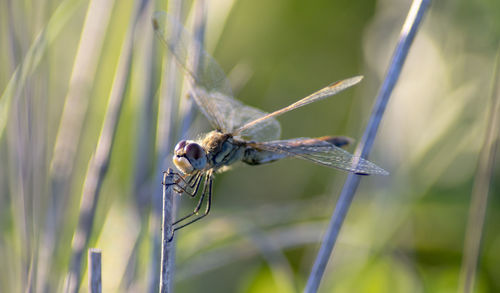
top-left (173, 172), bottom-right (199, 190)
top-left (164, 171), bottom-right (203, 197)
top-left (173, 173), bottom-right (204, 197)
top-left (185, 172), bottom-right (203, 188)
top-left (172, 174), bottom-right (209, 225)
top-left (163, 171), bottom-right (187, 193)
top-left (168, 172), bottom-right (213, 241)
top-left (163, 171), bottom-right (199, 187)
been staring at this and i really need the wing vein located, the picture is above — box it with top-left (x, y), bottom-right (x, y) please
top-left (250, 137), bottom-right (388, 175)
top-left (234, 76), bottom-right (363, 135)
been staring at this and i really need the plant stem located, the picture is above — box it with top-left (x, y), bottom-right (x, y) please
top-left (64, 1), bottom-right (149, 291)
top-left (42, 0), bottom-right (114, 289)
top-left (304, 0), bottom-right (431, 292)
top-left (458, 45), bottom-right (500, 293)
top-left (148, 1), bottom-right (207, 291)
top-left (147, 1), bottom-right (183, 291)
top-left (88, 249), bottom-right (102, 293)
top-left (159, 170), bottom-right (175, 293)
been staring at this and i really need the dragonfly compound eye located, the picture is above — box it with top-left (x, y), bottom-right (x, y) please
top-left (185, 143), bottom-right (204, 159)
top-left (185, 143), bottom-right (207, 170)
top-left (174, 140), bottom-right (187, 154)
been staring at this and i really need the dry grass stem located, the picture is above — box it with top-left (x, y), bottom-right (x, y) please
top-left (64, 1), bottom-right (149, 291)
top-left (458, 46), bottom-right (500, 293)
top-left (88, 248), bottom-right (102, 293)
top-left (305, 0), bottom-right (431, 292)
top-left (159, 170), bottom-right (175, 293)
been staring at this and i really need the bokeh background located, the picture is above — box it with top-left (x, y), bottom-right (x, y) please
top-left (1, 0), bottom-right (499, 292)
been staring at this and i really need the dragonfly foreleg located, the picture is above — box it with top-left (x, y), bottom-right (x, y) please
top-left (164, 171), bottom-right (204, 197)
top-left (168, 172), bottom-right (213, 241)
top-left (173, 173), bottom-right (203, 196)
top-left (172, 173), bottom-right (210, 226)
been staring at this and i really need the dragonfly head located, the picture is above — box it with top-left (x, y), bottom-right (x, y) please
top-left (173, 140), bottom-right (208, 174)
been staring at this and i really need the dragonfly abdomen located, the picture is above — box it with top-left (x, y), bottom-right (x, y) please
top-left (241, 136), bottom-right (353, 166)
top-left (242, 147), bottom-right (287, 166)
top-left (315, 136), bottom-right (353, 148)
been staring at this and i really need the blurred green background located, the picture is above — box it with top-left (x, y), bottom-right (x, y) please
top-left (1, 0), bottom-right (499, 292)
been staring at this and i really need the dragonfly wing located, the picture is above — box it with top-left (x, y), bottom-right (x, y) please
top-left (249, 137), bottom-right (388, 175)
top-left (153, 11), bottom-right (234, 131)
top-left (153, 11), bottom-right (281, 139)
top-left (225, 101), bottom-right (282, 141)
top-left (234, 76), bottom-right (363, 136)
top-left (195, 89), bottom-right (282, 141)
top-left (153, 11), bottom-right (281, 140)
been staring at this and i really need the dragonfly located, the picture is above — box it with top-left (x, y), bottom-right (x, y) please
top-left (153, 11), bottom-right (388, 239)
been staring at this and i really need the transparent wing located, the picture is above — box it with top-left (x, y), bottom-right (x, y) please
top-left (248, 137), bottom-right (389, 175)
top-left (196, 89), bottom-right (281, 141)
top-left (153, 11), bottom-right (280, 140)
top-left (234, 76), bottom-right (363, 136)
top-left (153, 11), bottom-right (230, 130)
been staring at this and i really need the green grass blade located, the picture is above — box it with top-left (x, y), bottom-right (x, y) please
top-left (0, 0), bottom-right (85, 138)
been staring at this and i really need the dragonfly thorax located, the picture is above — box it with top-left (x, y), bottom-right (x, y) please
top-left (173, 140), bottom-right (208, 174)
top-left (201, 130), bottom-right (246, 170)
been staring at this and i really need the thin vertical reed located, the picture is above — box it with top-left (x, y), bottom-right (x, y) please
top-left (148, 1), bottom-right (207, 291)
top-left (0, 0), bottom-right (84, 139)
top-left (147, 1), bottom-right (183, 291)
top-left (0, 0), bottom-right (88, 291)
top-left (117, 0), bottom-right (156, 290)
top-left (64, 1), bottom-right (150, 291)
top-left (159, 170), bottom-right (175, 293)
top-left (458, 46), bottom-right (500, 293)
top-left (304, 0), bottom-right (431, 292)
top-left (88, 248), bottom-right (102, 293)
top-left (41, 0), bottom-right (114, 290)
